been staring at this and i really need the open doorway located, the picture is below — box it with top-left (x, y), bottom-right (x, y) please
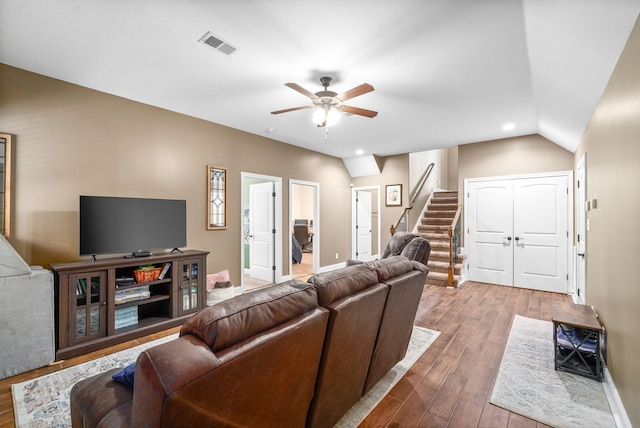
top-left (241, 172), bottom-right (282, 292)
top-left (351, 186), bottom-right (381, 261)
top-left (290, 180), bottom-right (319, 281)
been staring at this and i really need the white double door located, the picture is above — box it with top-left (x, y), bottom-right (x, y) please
top-left (466, 173), bottom-right (571, 293)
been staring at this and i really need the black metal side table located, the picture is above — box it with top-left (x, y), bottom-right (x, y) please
top-left (552, 302), bottom-right (605, 381)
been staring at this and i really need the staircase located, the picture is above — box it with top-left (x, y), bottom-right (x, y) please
top-left (416, 191), bottom-right (464, 287)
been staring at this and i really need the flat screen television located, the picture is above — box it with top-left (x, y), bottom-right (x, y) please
top-left (80, 195), bottom-right (187, 257)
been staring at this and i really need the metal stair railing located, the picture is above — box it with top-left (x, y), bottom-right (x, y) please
top-left (447, 205), bottom-right (462, 287)
top-left (390, 162), bottom-right (435, 235)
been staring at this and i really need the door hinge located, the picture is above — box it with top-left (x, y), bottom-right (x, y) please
top-left (567, 274), bottom-right (569, 280)
top-left (577, 289), bottom-right (581, 296)
top-left (272, 266), bottom-right (276, 271)
top-left (577, 180), bottom-right (580, 188)
top-left (567, 231), bottom-right (569, 237)
top-left (272, 229), bottom-right (276, 234)
top-left (272, 192), bottom-right (276, 197)
top-left (578, 234), bottom-right (581, 243)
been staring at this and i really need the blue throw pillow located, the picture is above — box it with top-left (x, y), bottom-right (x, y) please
top-left (111, 362), bottom-right (136, 389)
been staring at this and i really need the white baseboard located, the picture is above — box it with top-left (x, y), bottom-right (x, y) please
top-left (603, 368), bottom-right (632, 428)
top-left (317, 262), bottom-right (347, 273)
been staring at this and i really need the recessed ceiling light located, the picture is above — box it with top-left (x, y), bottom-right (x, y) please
top-left (502, 123), bottom-right (515, 131)
top-left (355, 149), bottom-right (364, 156)
top-left (265, 127), bottom-right (276, 133)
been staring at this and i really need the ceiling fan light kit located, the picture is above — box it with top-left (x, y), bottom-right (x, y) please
top-left (313, 107), bottom-right (341, 127)
top-left (271, 76), bottom-right (377, 128)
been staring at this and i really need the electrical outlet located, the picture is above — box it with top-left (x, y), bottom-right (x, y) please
top-left (335, 253), bottom-right (339, 260)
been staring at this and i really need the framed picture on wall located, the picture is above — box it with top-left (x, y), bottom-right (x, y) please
top-left (385, 184), bottom-right (402, 207)
top-left (207, 166), bottom-right (227, 230)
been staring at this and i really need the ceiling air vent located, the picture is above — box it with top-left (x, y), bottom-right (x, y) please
top-left (199, 31), bottom-right (238, 56)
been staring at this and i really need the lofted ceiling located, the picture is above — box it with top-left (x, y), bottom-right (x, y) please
top-left (1, 1), bottom-right (639, 160)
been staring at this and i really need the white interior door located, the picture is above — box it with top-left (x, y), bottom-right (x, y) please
top-left (249, 181), bottom-right (274, 282)
top-left (356, 190), bottom-right (372, 261)
top-left (513, 176), bottom-right (568, 293)
top-left (576, 155), bottom-right (587, 303)
top-left (467, 180), bottom-right (514, 286)
top-left (466, 173), bottom-right (571, 292)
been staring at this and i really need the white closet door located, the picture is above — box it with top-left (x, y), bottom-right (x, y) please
top-left (513, 175), bottom-right (568, 293)
top-left (466, 173), bottom-right (570, 293)
top-left (467, 180), bottom-right (514, 286)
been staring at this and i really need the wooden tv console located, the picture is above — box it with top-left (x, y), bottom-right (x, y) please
top-left (51, 250), bottom-right (208, 360)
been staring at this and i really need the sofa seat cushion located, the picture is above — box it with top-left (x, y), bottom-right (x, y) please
top-left (180, 280), bottom-right (319, 352)
top-left (70, 368), bottom-right (133, 428)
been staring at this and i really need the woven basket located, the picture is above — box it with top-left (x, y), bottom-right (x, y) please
top-left (134, 268), bottom-right (161, 283)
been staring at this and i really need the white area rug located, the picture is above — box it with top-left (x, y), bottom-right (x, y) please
top-left (13, 326), bottom-right (439, 428)
top-left (490, 315), bottom-right (614, 428)
top-left (12, 334), bottom-right (178, 427)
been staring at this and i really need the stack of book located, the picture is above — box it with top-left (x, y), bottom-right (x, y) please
top-left (115, 306), bottom-right (138, 329)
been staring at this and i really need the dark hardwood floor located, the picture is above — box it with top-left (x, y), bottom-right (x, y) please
top-left (361, 281), bottom-right (572, 427)
top-left (0, 281), bottom-right (572, 427)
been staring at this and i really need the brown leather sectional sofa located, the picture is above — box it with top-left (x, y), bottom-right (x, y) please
top-left (70, 254), bottom-right (429, 428)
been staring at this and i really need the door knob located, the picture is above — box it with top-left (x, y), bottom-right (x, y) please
top-left (503, 236), bottom-right (512, 241)
top-left (515, 237), bottom-right (521, 241)
top-left (577, 253), bottom-right (585, 258)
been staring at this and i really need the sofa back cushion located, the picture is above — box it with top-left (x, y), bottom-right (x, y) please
top-left (381, 232), bottom-right (431, 266)
top-left (368, 255), bottom-right (417, 281)
top-left (306, 264), bottom-right (388, 428)
top-left (362, 256), bottom-right (428, 394)
top-left (307, 263), bottom-right (379, 306)
top-left (180, 280), bottom-right (319, 352)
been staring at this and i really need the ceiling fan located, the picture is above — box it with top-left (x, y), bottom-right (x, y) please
top-left (271, 76), bottom-right (378, 127)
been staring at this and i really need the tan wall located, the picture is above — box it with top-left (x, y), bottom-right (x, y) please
top-left (458, 134), bottom-right (574, 191)
top-left (0, 64), bottom-right (353, 284)
top-left (446, 146), bottom-right (459, 191)
top-left (574, 16), bottom-right (640, 425)
top-left (350, 154), bottom-right (409, 251)
top-left (457, 135), bottom-right (574, 247)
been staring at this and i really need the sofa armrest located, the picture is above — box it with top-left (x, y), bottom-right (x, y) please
top-left (131, 335), bottom-right (221, 427)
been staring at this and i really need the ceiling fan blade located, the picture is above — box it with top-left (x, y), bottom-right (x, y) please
top-left (285, 83), bottom-right (319, 99)
top-left (336, 83), bottom-right (374, 102)
top-left (341, 105), bottom-right (378, 118)
top-left (271, 105), bottom-right (313, 115)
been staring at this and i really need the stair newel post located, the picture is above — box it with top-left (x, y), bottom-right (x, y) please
top-left (447, 226), bottom-right (454, 287)
top-left (447, 206), bottom-right (462, 288)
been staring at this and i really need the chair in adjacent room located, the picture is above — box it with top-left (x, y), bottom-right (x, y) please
top-left (294, 224), bottom-right (313, 253)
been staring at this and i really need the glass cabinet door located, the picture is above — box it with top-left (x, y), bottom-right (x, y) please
top-left (71, 271), bottom-right (107, 344)
top-left (180, 261), bottom-right (201, 315)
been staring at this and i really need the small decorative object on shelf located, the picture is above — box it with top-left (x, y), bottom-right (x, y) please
top-left (552, 302), bottom-right (605, 381)
top-left (133, 266), bottom-right (162, 283)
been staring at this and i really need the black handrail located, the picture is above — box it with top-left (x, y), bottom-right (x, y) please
top-left (390, 163), bottom-right (435, 235)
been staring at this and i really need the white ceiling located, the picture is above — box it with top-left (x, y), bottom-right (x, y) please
top-left (1, 1), bottom-right (639, 160)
